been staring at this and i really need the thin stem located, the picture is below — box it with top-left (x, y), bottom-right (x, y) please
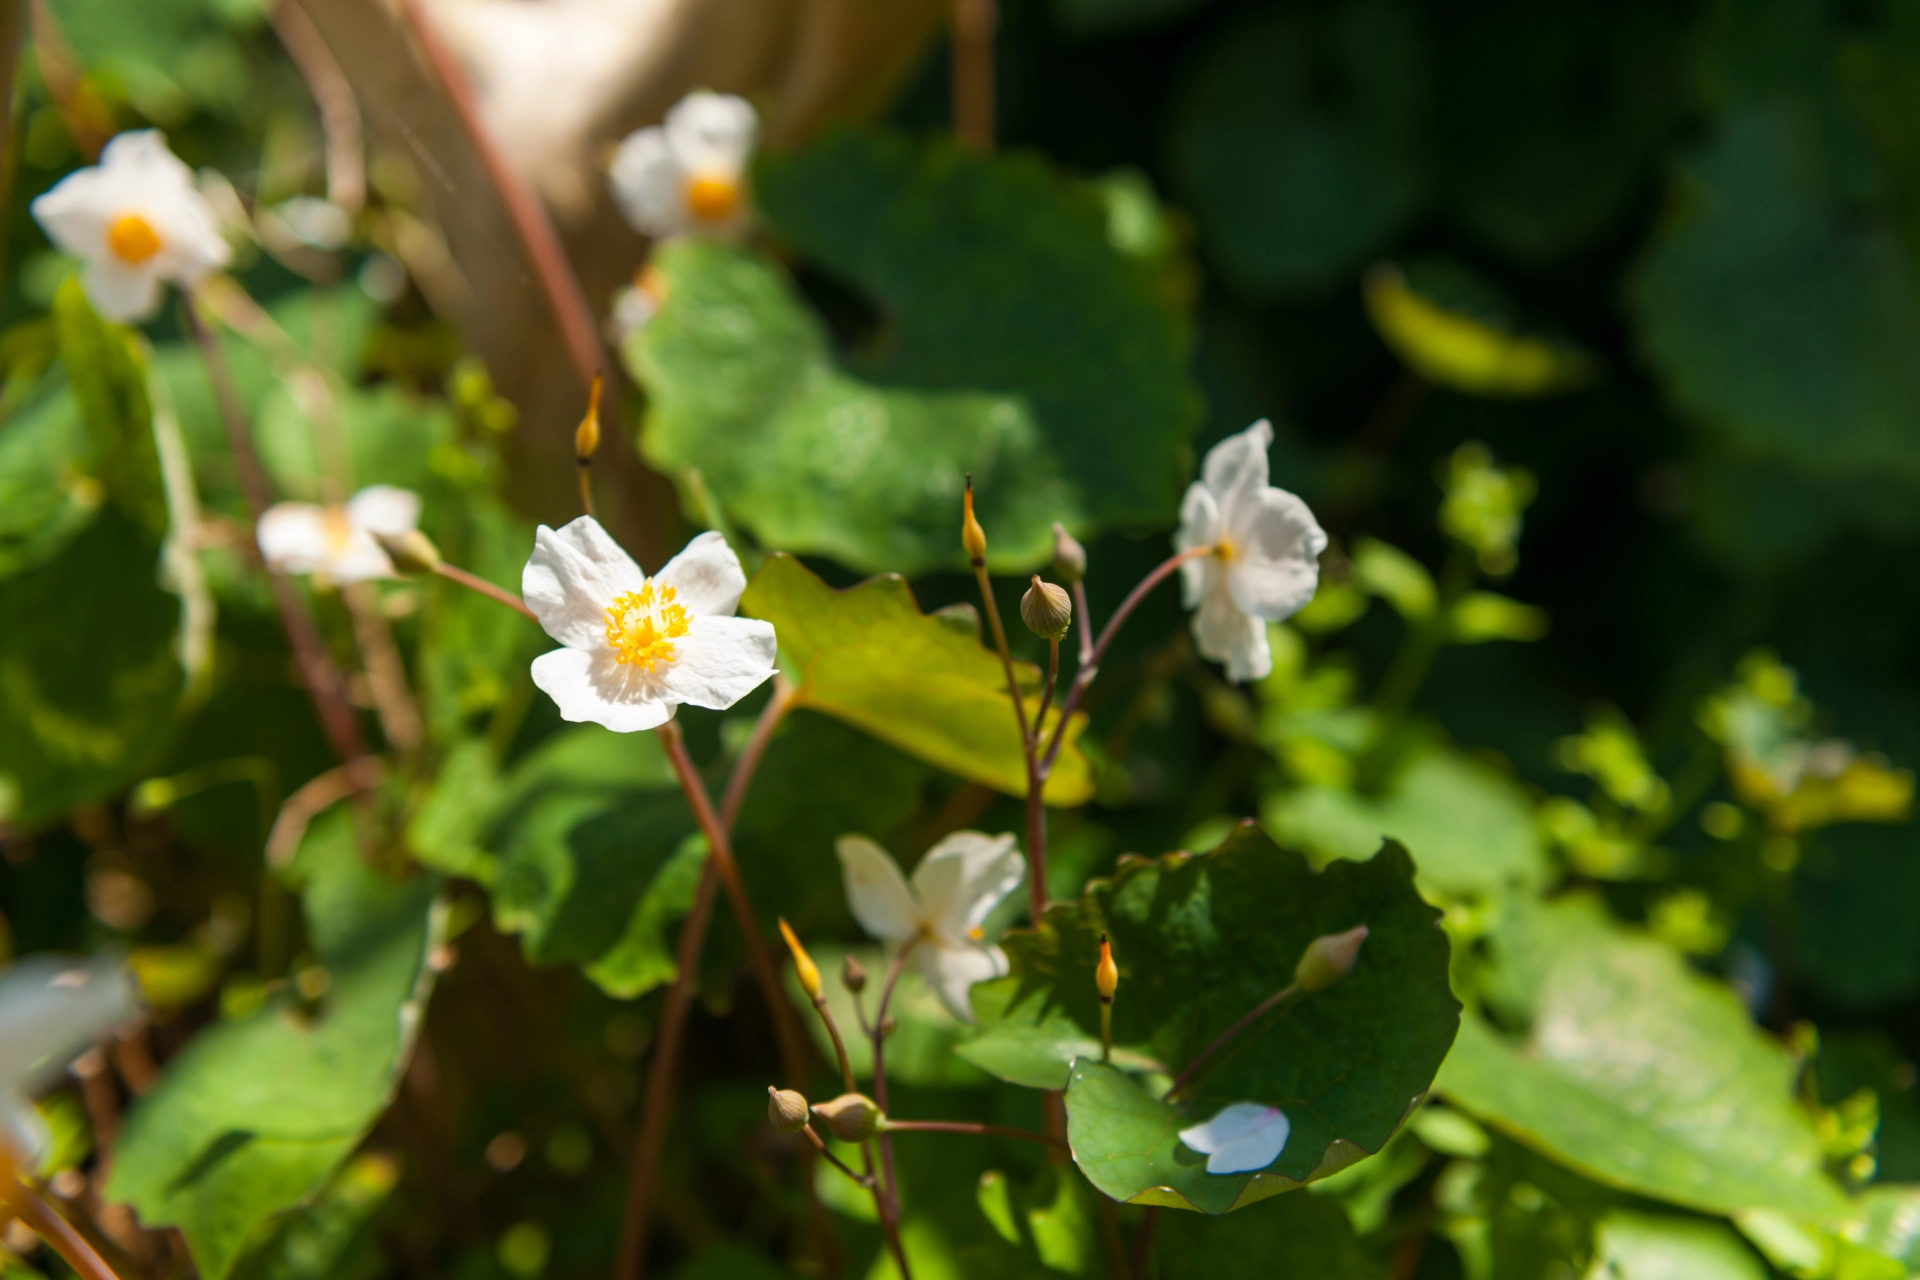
top-left (870, 943), bottom-right (917, 1280)
top-left (803, 1126), bottom-right (874, 1188)
top-left (1040, 547), bottom-right (1211, 780)
top-left (267, 0), bottom-right (364, 212)
top-left (719, 676), bottom-right (794, 831)
top-left (1072, 580), bottom-right (1095, 670)
top-left (1025, 754), bottom-right (1048, 924)
top-left (951, 0), bottom-right (996, 150)
top-left (1131, 1206), bottom-right (1158, 1280)
top-left (973, 562), bottom-right (1033, 749)
top-left (343, 581), bottom-right (422, 752)
top-left (1036, 639), bottom-right (1060, 733)
top-left (1165, 983), bottom-right (1300, 1100)
top-left (577, 463), bottom-right (596, 521)
top-left (183, 297), bottom-right (370, 777)
top-left (432, 560), bottom-right (538, 620)
top-left (882, 1120), bottom-right (1066, 1149)
top-left (1097, 1195), bottom-right (1127, 1280)
top-left (4, 1181), bottom-right (121, 1280)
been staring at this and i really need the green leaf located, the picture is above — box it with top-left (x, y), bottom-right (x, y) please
top-left (51, 278), bottom-right (166, 537)
top-left (1168, 2), bottom-right (1428, 294)
top-left (1587, 1212), bottom-right (1770, 1280)
top-left (1436, 898), bottom-right (1852, 1222)
top-left (739, 553), bottom-right (1093, 805)
top-left (631, 131), bottom-right (1200, 574)
top-left (0, 381), bottom-right (98, 578)
top-left (107, 813), bottom-right (443, 1280)
top-left (1261, 746), bottom-right (1548, 897)
top-left (233, 1152), bottom-right (399, 1280)
top-left (1154, 1187), bottom-right (1383, 1278)
top-left (958, 1165), bottom-right (1099, 1277)
top-left (987, 827), bottom-right (1456, 1212)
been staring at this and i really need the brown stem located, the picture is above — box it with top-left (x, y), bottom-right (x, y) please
top-left (1165, 983), bottom-right (1300, 1100)
top-left (718, 675), bottom-right (794, 831)
top-left (1097, 1195), bottom-right (1127, 1280)
top-left (882, 1120), bottom-right (1066, 1150)
top-left (975, 560), bottom-right (1048, 927)
top-left (344, 581), bottom-right (422, 752)
top-left (431, 560), bottom-right (538, 620)
top-left (973, 562), bottom-right (1033, 749)
top-left (25, 0), bottom-right (109, 160)
top-left (1130, 1206), bottom-right (1158, 1280)
top-left (267, 0), bottom-right (364, 212)
top-left (1072, 580), bottom-right (1095, 669)
top-left (263, 757), bottom-right (385, 869)
top-left (3, 1181), bottom-right (121, 1280)
top-left (951, 0), bottom-right (995, 151)
top-left (802, 1125), bottom-right (873, 1188)
top-left (1035, 638), bottom-right (1060, 732)
top-left (183, 297), bottom-right (372, 779)
top-left (870, 943), bottom-right (916, 1280)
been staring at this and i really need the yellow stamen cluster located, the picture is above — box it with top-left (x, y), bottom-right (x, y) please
top-left (107, 212), bottom-right (162, 265)
top-left (685, 174), bottom-right (741, 223)
top-left (604, 582), bottom-right (689, 672)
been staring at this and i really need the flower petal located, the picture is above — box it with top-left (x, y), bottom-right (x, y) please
top-left (2, 1090), bottom-right (48, 1165)
top-left (655, 530), bottom-right (748, 618)
top-left (30, 167), bottom-right (116, 259)
top-left (1178, 1104), bottom-right (1289, 1175)
top-left (664, 91), bottom-right (758, 178)
top-left (609, 127), bottom-right (686, 237)
top-left (0, 954), bottom-right (140, 1094)
top-left (835, 836), bottom-right (921, 943)
top-left (658, 614), bottom-right (777, 710)
top-left (529, 647), bottom-right (674, 733)
top-left (345, 485), bottom-right (421, 538)
top-left (1224, 487), bottom-right (1326, 621)
top-left (910, 831), bottom-right (1023, 940)
top-left (256, 503), bottom-right (332, 574)
top-left (1200, 419), bottom-right (1274, 525)
top-left (1192, 580), bottom-right (1271, 683)
top-left (915, 939), bottom-right (1007, 1023)
top-left (1175, 482), bottom-right (1221, 609)
top-left (80, 258), bottom-right (163, 323)
top-left (522, 517), bottom-right (647, 650)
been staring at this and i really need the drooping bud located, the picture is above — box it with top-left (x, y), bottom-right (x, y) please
top-left (375, 528), bottom-right (443, 575)
top-left (841, 953), bottom-right (868, 995)
top-left (574, 371), bottom-right (604, 464)
top-left (962, 476), bottom-right (988, 564)
top-left (1294, 925), bottom-right (1369, 994)
top-left (1052, 523), bottom-right (1087, 585)
top-left (1095, 933), bottom-right (1118, 1004)
top-left (1021, 576), bottom-right (1072, 641)
top-left (778, 918), bottom-right (822, 1003)
top-left (768, 1086), bottom-right (811, 1133)
top-left (812, 1092), bottom-right (882, 1143)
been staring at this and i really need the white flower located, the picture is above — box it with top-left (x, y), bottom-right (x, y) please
top-left (256, 485), bottom-right (422, 585)
top-left (835, 831), bottom-right (1024, 1022)
top-left (31, 130), bottom-right (231, 323)
top-left (1178, 1103), bottom-right (1290, 1175)
top-left (522, 519), bottom-right (777, 733)
top-left (609, 91), bottom-right (758, 239)
top-left (0, 956), bottom-right (139, 1167)
top-left (1175, 419), bottom-right (1328, 683)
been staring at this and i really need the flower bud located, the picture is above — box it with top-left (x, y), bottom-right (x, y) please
top-left (962, 477), bottom-right (988, 563)
top-left (778, 918), bottom-right (822, 1003)
top-left (1052, 523), bottom-right (1087, 585)
top-left (1021, 576), bottom-right (1072, 641)
top-left (841, 953), bottom-right (867, 995)
top-left (1095, 933), bottom-right (1118, 1004)
top-left (768, 1086), bottom-right (811, 1133)
top-left (812, 1092), bottom-right (882, 1143)
top-left (575, 372), bottom-right (603, 463)
top-left (375, 528), bottom-right (442, 575)
top-left (879, 1016), bottom-right (897, 1039)
top-left (1295, 925), bottom-right (1369, 994)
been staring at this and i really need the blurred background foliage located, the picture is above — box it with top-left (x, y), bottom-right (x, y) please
top-left (6, 0), bottom-right (1920, 1277)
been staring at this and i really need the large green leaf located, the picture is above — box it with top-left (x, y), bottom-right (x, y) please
top-left (1436, 898), bottom-right (1851, 1222)
top-left (1155, 1187), bottom-right (1383, 1278)
top-left (107, 813), bottom-right (443, 1280)
top-left (739, 553), bottom-right (1093, 805)
top-left (233, 1152), bottom-right (398, 1280)
top-left (974, 827), bottom-right (1456, 1212)
top-left (631, 131), bottom-right (1200, 574)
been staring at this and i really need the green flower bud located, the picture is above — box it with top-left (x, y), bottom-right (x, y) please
top-left (1021, 576), bottom-right (1072, 641)
top-left (1051, 523), bottom-right (1087, 585)
top-left (768, 1086), bottom-right (811, 1133)
top-left (812, 1092), bottom-right (882, 1143)
top-left (374, 528), bottom-right (443, 575)
top-left (1294, 925), bottom-right (1369, 993)
top-left (841, 953), bottom-right (868, 995)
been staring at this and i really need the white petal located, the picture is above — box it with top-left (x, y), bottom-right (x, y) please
top-left (99, 130), bottom-right (195, 186)
top-left (1224, 487), bottom-right (1326, 621)
top-left (1192, 581), bottom-right (1270, 683)
top-left (0, 955), bottom-right (139, 1094)
top-left (256, 503), bottom-right (332, 574)
top-left (657, 614), bottom-right (777, 710)
top-left (346, 485), bottom-right (421, 538)
top-left (910, 831), bottom-right (1024, 939)
top-left (610, 285), bottom-right (658, 342)
top-left (609, 127), bottom-right (688, 237)
top-left (80, 258), bottom-right (163, 323)
top-left (1, 1091), bottom-right (47, 1165)
top-left (1175, 482), bottom-right (1221, 608)
top-left (1178, 1104), bottom-right (1289, 1175)
top-left (835, 836), bottom-right (922, 943)
top-left (664, 91), bottom-right (758, 177)
top-left (522, 517), bottom-right (647, 650)
top-left (321, 529), bottom-right (396, 584)
top-left (530, 647), bottom-right (674, 733)
top-left (147, 179), bottom-right (232, 283)
top-left (31, 167), bottom-right (116, 258)
top-left (1201, 420), bottom-right (1274, 527)
top-left (654, 530), bottom-right (748, 617)
top-left (915, 939), bottom-right (1007, 1023)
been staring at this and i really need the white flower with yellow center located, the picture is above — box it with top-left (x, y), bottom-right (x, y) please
top-left (1174, 419), bottom-right (1327, 683)
top-left (609, 91), bottom-right (757, 239)
top-left (835, 831), bottom-right (1024, 1022)
top-left (522, 519), bottom-right (776, 733)
top-left (256, 485), bottom-right (422, 585)
top-left (30, 130), bottom-right (231, 323)
top-left (0, 956), bottom-right (139, 1168)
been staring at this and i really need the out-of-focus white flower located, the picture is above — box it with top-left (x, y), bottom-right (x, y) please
top-left (1174, 419), bottom-right (1327, 683)
top-left (609, 92), bottom-right (758, 239)
top-left (31, 130), bottom-right (231, 322)
top-left (1178, 1103), bottom-right (1290, 1175)
top-left (0, 956), bottom-right (140, 1167)
top-left (257, 486), bottom-right (422, 585)
top-left (835, 831), bottom-right (1024, 1022)
top-left (267, 196), bottom-right (352, 252)
top-left (522, 519), bottom-right (776, 733)
top-left (607, 263), bottom-right (669, 346)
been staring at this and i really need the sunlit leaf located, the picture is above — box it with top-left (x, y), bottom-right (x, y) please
top-left (1364, 263), bottom-right (1597, 396)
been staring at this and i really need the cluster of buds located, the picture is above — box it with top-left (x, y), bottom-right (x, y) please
top-left (764, 1086), bottom-right (884, 1143)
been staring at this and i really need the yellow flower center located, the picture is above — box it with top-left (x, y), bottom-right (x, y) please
top-left (107, 213), bottom-right (163, 265)
top-left (685, 174), bottom-right (741, 224)
top-left (322, 507), bottom-right (356, 553)
top-left (1215, 538), bottom-right (1237, 563)
top-left (604, 582), bottom-right (690, 672)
